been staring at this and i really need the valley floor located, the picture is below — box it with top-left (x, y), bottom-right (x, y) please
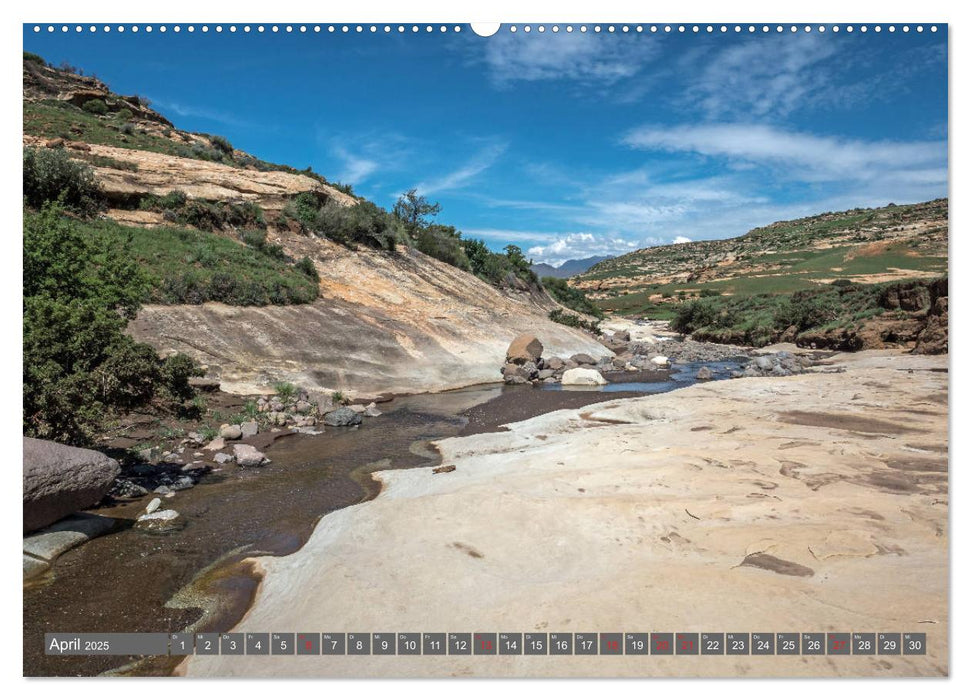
top-left (184, 349), bottom-right (948, 678)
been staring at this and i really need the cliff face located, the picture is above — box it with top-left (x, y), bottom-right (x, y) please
top-left (128, 241), bottom-right (611, 397)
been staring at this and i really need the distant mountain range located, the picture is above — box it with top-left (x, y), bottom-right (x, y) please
top-left (531, 256), bottom-right (611, 279)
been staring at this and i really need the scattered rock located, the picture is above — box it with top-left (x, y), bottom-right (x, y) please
top-left (570, 353), bottom-right (597, 366)
top-left (506, 334), bottom-right (544, 365)
top-left (294, 400), bottom-right (313, 414)
top-left (754, 356), bottom-right (774, 371)
top-left (145, 497), bottom-right (161, 515)
top-left (233, 444), bottom-right (269, 467)
top-left (219, 423), bottom-right (243, 440)
top-left (23, 437), bottom-right (121, 534)
top-left (240, 421), bottom-right (259, 438)
top-left (154, 485), bottom-right (173, 495)
top-left (364, 402), bottom-right (382, 418)
top-left (545, 357), bottom-right (565, 371)
top-left (323, 407), bottom-right (363, 427)
top-left (650, 355), bottom-right (671, 368)
top-left (214, 452), bottom-right (233, 465)
top-left (134, 509), bottom-right (184, 532)
top-left (433, 465), bottom-right (456, 474)
top-left (347, 404), bottom-right (367, 414)
top-left (561, 368), bottom-right (608, 386)
top-left (696, 366), bottom-right (713, 381)
top-left (203, 437), bottom-right (226, 452)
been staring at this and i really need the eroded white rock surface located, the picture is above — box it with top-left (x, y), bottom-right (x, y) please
top-left (186, 351), bottom-right (947, 677)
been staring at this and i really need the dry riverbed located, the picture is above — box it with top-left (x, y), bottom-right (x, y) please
top-left (185, 350), bottom-right (948, 678)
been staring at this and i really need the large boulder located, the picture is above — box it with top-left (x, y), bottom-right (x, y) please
top-left (561, 368), bottom-right (608, 386)
top-left (506, 334), bottom-right (543, 365)
top-left (23, 438), bottom-right (120, 534)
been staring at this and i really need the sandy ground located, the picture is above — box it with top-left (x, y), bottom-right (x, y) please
top-left (185, 350), bottom-right (948, 677)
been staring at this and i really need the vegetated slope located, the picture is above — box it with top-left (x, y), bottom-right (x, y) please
top-left (24, 56), bottom-right (608, 396)
top-left (574, 199), bottom-right (948, 317)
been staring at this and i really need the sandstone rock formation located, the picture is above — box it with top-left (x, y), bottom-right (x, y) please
top-left (128, 242), bottom-right (612, 396)
top-left (186, 350), bottom-right (948, 678)
top-left (23, 438), bottom-right (120, 533)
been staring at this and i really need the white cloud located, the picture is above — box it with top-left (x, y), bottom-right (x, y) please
top-left (678, 35), bottom-right (839, 119)
top-left (623, 123), bottom-right (946, 184)
top-left (483, 31), bottom-right (649, 86)
top-left (527, 232), bottom-right (641, 266)
top-left (331, 146), bottom-right (380, 185)
top-left (415, 142), bottom-right (507, 195)
top-left (673, 235), bottom-right (692, 244)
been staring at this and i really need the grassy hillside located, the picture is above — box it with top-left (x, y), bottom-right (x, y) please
top-left (575, 199), bottom-right (948, 317)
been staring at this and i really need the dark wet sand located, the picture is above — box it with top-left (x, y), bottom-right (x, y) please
top-left (23, 380), bottom-right (672, 677)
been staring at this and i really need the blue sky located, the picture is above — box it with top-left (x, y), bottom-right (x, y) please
top-left (24, 24), bottom-right (947, 265)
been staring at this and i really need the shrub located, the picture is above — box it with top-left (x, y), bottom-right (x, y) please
top-left (541, 276), bottom-right (604, 319)
top-left (240, 229), bottom-right (285, 259)
top-left (463, 238), bottom-right (509, 285)
top-left (274, 381), bottom-right (296, 404)
top-left (24, 51), bottom-right (47, 65)
top-left (116, 107), bottom-right (134, 121)
top-left (23, 204), bottom-right (202, 444)
top-left (773, 291), bottom-right (840, 332)
top-left (120, 122), bottom-right (135, 135)
top-left (503, 244), bottom-right (537, 283)
top-left (548, 309), bottom-right (600, 334)
top-left (415, 224), bottom-right (470, 270)
top-left (671, 299), bottom-right (721, 334)
top-left (210, 134), bottom-right (234, 154)
top-left (82, 99), bottom-right (108, 115)
top-left (313, 201), bottom-right (399, 251)
top-left (23, 147), bottom-right (103, 216)
top-left (295, 256), bottom-right (319, 282)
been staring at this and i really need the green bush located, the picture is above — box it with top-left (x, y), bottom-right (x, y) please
top-left (313, 201), bottom-right (399, 251)
top-left (141, 192), bottom-right (265, 232)
top-left (210, 134), bottom-right (234, 154)
top-left (548, 309), bottom-right (600, 334)
top-left (24, 51), bottom-right (47, 65)
top-left (116, 107), bottom-right (134, 121)
top-left (240, 229), bottom-right (285, 259)
top-left (23, 204), bottom-right (202, 444)
top-left (295, 256), bottom-right (319, 282)
top-left (23, 147), bottom-right (103, 216)
top-left (773, 291), bottom-right (840, 332)
top-left (415, 224), bottom-right (470, 270)
top-left (82, 99), bottom-right (108, 115)
top-left (541, 276), bottom-right (604, 319)
top-left (671, 299), bottom-right (721, 334)
top-left (274, 381), bottom-right (296, 404)
top-left (463, 238), bottom-right (509, 285)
